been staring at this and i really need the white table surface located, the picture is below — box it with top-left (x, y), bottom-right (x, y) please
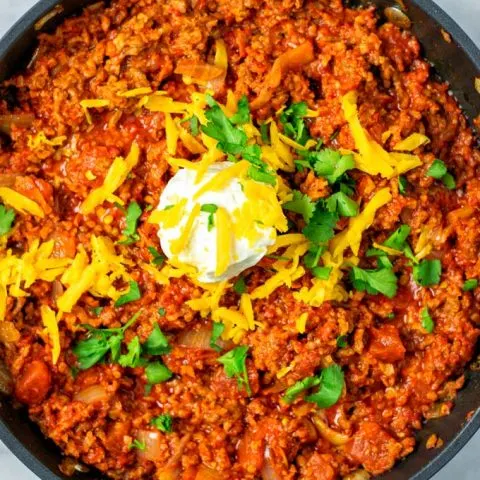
top-left (0, 0), bottom-right (480, 478)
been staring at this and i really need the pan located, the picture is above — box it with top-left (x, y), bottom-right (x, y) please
top-left (0, 1), bottom-right (479, 479)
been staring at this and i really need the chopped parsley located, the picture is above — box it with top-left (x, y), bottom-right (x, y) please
top-left (283, 364), bottom-right (344, 408)
top-left (279, 102), bottom-right (310, 145)
top-left (413, 259), bottom-right (442, 287)
top-left (0, 204), bottom-right (15, 236)
top-left (148, 246), bottom-right (165, 266)
top-left (201, 203), bottom-right (218, 231)
top-left (463, 279), bottom-right (478, 291)
top-left (143, 324), bottom-right (171, 356)
top-left (114, 280), bottom-right (142, 307)
top-left (218, 345), bottom-right (251, 395)
top-left (426, 159), bottom-right (456, 190)
top-left (129, 439), bottom-right (146, 451)
top-left (210, 321), bottom-right (225, 352)
top-left (145, 361), bottom-right (173, 385)
top-left (151, 414), bottom-right (173, 433)
top-left (72, 312), bottom-right (141, 369)
top-left (350, 266), bottom-right (398, 299)
top-left (233, 276), bottom-right (246, 295)
top-left (420, 307), bottom-right (435, 333)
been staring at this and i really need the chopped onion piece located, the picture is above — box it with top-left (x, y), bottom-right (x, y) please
top-left (74, 385), bottom-right (108, 405)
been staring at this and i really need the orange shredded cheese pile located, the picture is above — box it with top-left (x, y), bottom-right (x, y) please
top-left (0, 187), bottom-right (44, 218)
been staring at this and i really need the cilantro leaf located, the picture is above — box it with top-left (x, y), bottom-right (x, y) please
top-left (72, 312), bottom-right (141, 369)
top-left (282, 364), bottom-right (344, 409)
top-left (398, 176), bottom-right (408, 195)
top-left (303, 244), bottom-right (326, 269)
top-left (279, 102), bottom-right (310, 145)
top-left (119, 336), bottom-right (143, 368)
top-left (441, 173), bottom-right (456, 190)
top-left (230, 95), bottom-right (250, 125)
top-left (158, 307), bottom-right (166, 316)
top-left (90, 306), bottom-right (103, 316)
top-left (218, 345), bottom-right (251, 395)
top-left (210, 321), bottom-right (225, 352)
top-left (420, 307), bottom-right (435, 333)
top-left (463, 279), bottom-right (478, 291)
top-left (0, 204), bottom-right (15, 236)
top-left (303, 210), bottom-right (338, 244)
top-left (283, 375), bottom-right (322, 404)
top-left (384, 224), bottom-right (411, 251)
top-left (305, 364), bottom-right (344, 408)
top-left (350, 266), bottom-right (398, 298)
top-left (336, 335), bottom-right (348, 348)
top-left (144, 324), bottom-right (171, 356)
top-left (190, 115), bottom-right (199, 136)
top-left (201, 203), bottom-right (218, 231)
top-left (260, 123), bottom-right (270, 144)
top-left (325, 192), bottom-right (358, 217)
top-left (247, 166), bottom-right (276, 185)
top-left (299, 148), bottom-right (354, 184)
top-left (129, 439), bottom-right (146, 451)
top-left (283, 190), bottom-right (316, 223)
top-left (233, 276), bottom-right (246, 295)
top-left (311, 266), bottom-right (332, 280)
top-left (115, 281), bottom-right (142, 307)
top-left (145, 361), bottom-right (173, 385)
top-left (123, 201), bottom-right (142, 237)
top-left (148, 246), bottom-right (165, 266)
top-left (426, 159), bottom-right (448, 179)
top-left (202, 96), bottom-right (247, 154)
top-left (413, 259), bottom-right (442, 287)
top-left (151, 414), bottom-right (173, 433)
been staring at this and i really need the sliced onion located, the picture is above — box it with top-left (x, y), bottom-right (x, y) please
top-left (136, 430), bottom-right (164, 462)
top-left (0, 360), bottom-right (13, 395)
top-left (343, 470), bottom-right (371, 480)
top-left (0, 322), bottom-right (20, 343)
top-left (177, 325), bottom-right (212, 349)
top-left (0, 114), bottom-right (35, 135)
top-left (174, 61), bottom-right (225, 82)
top-left (157, 467), bottom-right (181, 480)
top-left (74, 385), bottom-right (108, 405)
top-left (311, 415), bottom-right (350, 446)
top-left (261, 446), bottom-right (281, 480)
top-left (384, 7), bottom-right (411, 29)
top-left (195, 465), bottom-right (226, 480)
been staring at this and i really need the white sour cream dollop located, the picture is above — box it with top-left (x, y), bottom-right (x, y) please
top-left (157, 162), bottom-right (276, 283)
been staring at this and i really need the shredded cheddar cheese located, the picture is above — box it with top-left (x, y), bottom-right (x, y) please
top-left (28, 132), bottom-right (66, 150)
top-left (393, 133), bottom-right (430, 152)
top-left (80, 99), bottom-right (110, 124)
top-left (81, 141), bottom-right (140, 214)
top-left (41, 306), bottom-right (61, 364)
top-left (0, 187), bottom-right (44, 218)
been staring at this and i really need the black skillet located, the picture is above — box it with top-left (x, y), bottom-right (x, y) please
top-left (0, 1), bottom-right (479, 479)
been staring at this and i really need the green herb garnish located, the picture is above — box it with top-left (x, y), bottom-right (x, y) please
top-left (426, 159), bottom-right (456, 190)
top-left (350, 266), bottom-right (398, 298)
top-left (282, 190), bottom-right (315, 222)
top-left (158, 307), bottom-right (166, 317)
top-left (145, 361), bottom-right (173, 385)
top-left (144, 324), bottom-right (171, 356)
top-left (72, 312), bottom-right (141, 369)
top-left (148, 246), bottom-right (165, 266)
top-left (151, 414), bottom-right (173, 433)
top-left (0, 204), bottom-right (15, 236)
top-left (336, 335), bottom-right (348, 348)
top-left (230, 95), bottom-right (250, 125)
top-left (201, 203), bottom-right (218, 231)
top-left (210, 322), bottom-right (225, 352)
top-left (279, 102), bottom-right (310, 145)
top-left (463, 279), bottom-right (478, 291)
top-left (115, 280), bottom-right (142, 307)
top-left (398, 176), bottom-right (408, 195)
top-left (413, 259), bottom-right (442, 287)
top-left (129, 439), bottom-right (146, 451)
top-left (218, 345), bottom-right (251, 395)
top-left (420, 307), bottom-right (434, 333)
top-left (233, 276), bottom-right (246, 295)
top-left (118, 336), bottom-right (144, 368)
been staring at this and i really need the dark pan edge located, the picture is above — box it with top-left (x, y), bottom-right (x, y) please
top-left (0, 1), bottom-right (479, 480)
